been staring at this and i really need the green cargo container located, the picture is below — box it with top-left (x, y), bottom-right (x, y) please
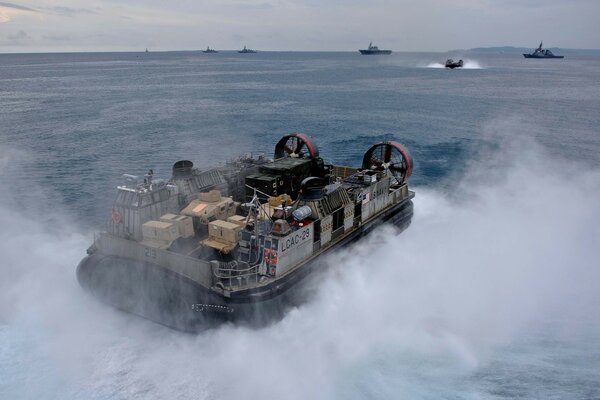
top-left (245, 174), bottom-right (284, 201)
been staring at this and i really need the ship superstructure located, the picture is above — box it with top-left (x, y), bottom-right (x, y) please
top-left (523, 41), bottom-right (564, 59)
top-left (238, 45), bottom-right (257, 53)
top-left (77, 133), bottom-right (414, 331)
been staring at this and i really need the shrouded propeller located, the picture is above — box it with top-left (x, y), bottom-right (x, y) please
top-left (274, 133), bottom-right (319, 160)
top-left (362, 141), bottom-right (413, 184)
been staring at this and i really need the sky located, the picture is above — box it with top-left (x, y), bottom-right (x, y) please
top-left (0, 0), bottom-right (599, 52)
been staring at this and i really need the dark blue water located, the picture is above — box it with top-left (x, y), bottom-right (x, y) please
top-left (1, 51), bottom-right (599, 399)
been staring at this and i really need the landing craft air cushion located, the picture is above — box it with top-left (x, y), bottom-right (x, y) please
top-left (77, 133), bottom-right (415, 331)
top-left (445, 59), bottom-right (463, 69)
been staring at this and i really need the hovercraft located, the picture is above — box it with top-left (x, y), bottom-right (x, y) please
top-left (445, 59), bottom-right (463, 69)
top-left (77, 133), bottom-right (415, 331)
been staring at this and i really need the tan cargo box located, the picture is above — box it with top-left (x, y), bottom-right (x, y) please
top-left (227, 215), bottom-right (247, 227)
top-left (160, 214), bottom-right (194, 238)
top-left (181, 196), bottom-right (238, 224)
top-left (142, 220), bottom-right (180, 242)
top-left (208, 220), bottom-right (242, 244)
top-left (208, 220), bottom-right (224, 240)
top-left (210, 220), bottom-right (239, 230)
top-left (198, 189), bottom-right (222, 203)
top-left (222, 224), bottom-right (242, 244)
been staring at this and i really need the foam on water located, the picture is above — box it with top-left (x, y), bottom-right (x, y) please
top-left (1, 119), bottom-right (600, 399)
top-left (462, 59), bottom-right (482, 69)
top-left (425, 62), bottom-right (446, 68)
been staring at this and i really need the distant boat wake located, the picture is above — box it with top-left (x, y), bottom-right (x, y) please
top-left (424, 59), bottom-right (482, 69)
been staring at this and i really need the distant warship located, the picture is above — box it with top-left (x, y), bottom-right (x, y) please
top-left (238, 45), bottom-right (257, 53)
top-left (359, 42), bottom-right (392, 55)
top-left (203, 46), bottom-right (218, 53)
top-left (77, 133), bottom-right (414, 331)
top-left (523, 42), bottom-right (564, 59)
top-left (445, 59), bottom-right (463, 69)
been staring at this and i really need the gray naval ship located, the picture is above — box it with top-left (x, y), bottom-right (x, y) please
top-left (359, 42), bottom-right (392, 55)
top-left (523, 41), bottom-right (564, 59)
top-left (238, 45), bottom-right (257, 53)
top-left (77, 133), bottom-right (414, 331)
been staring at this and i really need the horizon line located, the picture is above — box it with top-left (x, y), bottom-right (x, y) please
top-left (1, 46), bottom-right (599, 56)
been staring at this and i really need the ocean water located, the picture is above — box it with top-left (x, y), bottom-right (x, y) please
top-left (1, 51), bottom-right (600, 399)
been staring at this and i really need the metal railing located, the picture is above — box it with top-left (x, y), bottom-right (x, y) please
top-left (211, 260), bottom-right (261, 290)
top-left (331, 165), bottom-right (358, 180)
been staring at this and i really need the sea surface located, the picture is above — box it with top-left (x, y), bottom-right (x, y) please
top-left (1, 51), bottom-right (599, 399)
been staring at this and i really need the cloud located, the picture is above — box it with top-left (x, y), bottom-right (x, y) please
top-left (0, 0), bottom-right (598, 51)
top-left (42, 34), bottom-right (71, 41)
top-left (488, 0), bottom-right (596, 7)
top-left (232, 2), bottom-right (273, 10)
top-left (0, 2), bottom-right (37, 12)
top-left (49, 6), bottom-right (97, 16)
top-left (0, 1), bottom-right (37, 24)
top-left (6, 29), bottom-right (30, 41)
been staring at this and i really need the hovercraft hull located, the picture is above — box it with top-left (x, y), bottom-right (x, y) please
top-left (77, 198), bottom-right (413, 331)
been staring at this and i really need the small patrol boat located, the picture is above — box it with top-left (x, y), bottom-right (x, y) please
top-left (203, 46), bottom-right (218, 53)
top-left (238, 45), bottom-right (257, 53)
top-left (523, 42), bottom-right (564, 59)
top-left (359, 42), bottom-right (392, 55)
top-left (445, 59), bottom-right (463, 69)
top-left (77, 133), bottom-right (414, 331)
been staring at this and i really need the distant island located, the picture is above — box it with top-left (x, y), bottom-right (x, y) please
top-left (454, 46), bottom-right (600, 55)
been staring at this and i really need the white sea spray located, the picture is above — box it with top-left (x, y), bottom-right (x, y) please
top-left (1, 120), bottom-right (599, 399)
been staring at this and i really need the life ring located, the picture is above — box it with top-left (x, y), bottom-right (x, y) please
top-left (263, 248), bottom-right (278, 265)
top-left (112, 209), bottom-right (122, 224)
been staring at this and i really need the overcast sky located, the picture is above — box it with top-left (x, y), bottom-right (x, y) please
top-left (0, 0), bottom-right (599, 52)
